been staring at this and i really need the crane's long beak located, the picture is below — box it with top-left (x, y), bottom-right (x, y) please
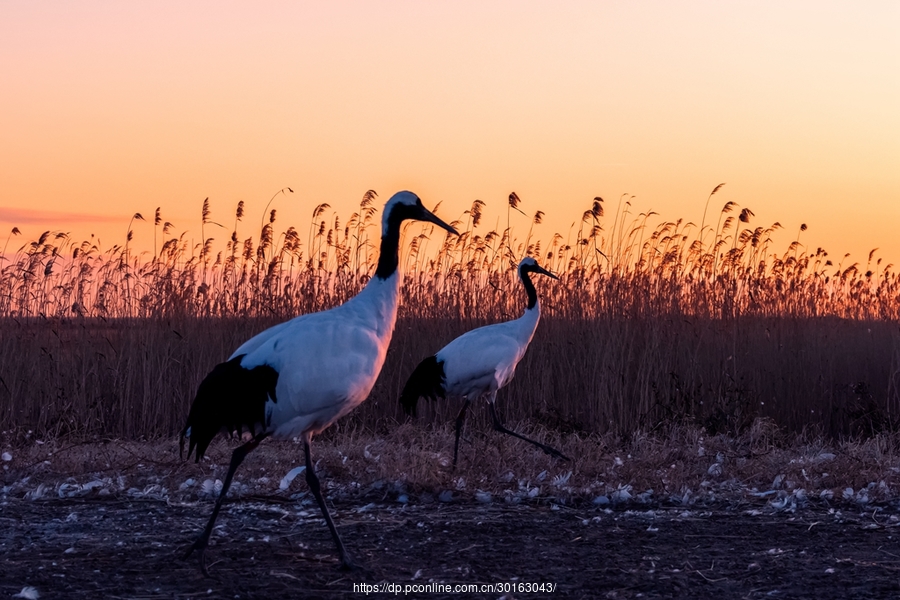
top-left (535, 265), bottom-right (560, 280)
top-left (418, 206), bottom-right (459, 236)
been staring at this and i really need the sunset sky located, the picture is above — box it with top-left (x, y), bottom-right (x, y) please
top-left (1, 1), bottom-right (898, 265)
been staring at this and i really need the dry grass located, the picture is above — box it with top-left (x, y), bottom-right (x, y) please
top-left (0, 315), bottom-right (896, 440)
top-left (1, 189), bottom-right (899, 441)
top-left (3, 420), bottom-right (900, 510)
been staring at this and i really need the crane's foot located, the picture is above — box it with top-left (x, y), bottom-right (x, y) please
top-left (339, 554), bottom-right (376, 575)
top-left (339, 556), bottom-right (359, 572)
top-left (184, 536), bottom-right (212, 576)
top-left (541, 445), bottom-right (571, 461)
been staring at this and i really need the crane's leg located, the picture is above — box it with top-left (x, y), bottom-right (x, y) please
top-left (453, 399), bottom-right (471, 468)
top-left (185, 432), bottom-right (270, 575)
top-left (488, 400), bottom-right (570, 461)
top-left (304, 436), bottom-right (355, 570)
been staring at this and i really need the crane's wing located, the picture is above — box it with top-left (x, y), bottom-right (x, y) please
top-left (180, 355), bottom-right (278, 461)
top-left (437, 323), bottom-right (526, 398)
top-left (399, 355), bottom-right (446, 416)
top-left (230, 319), bottom-right (293, 359)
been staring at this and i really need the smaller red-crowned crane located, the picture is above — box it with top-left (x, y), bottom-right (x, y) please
top-left (400, 257), bottom-right (569, 466)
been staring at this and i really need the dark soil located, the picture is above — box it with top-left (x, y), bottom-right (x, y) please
top-left (2, 497), bottom-right (899, 599)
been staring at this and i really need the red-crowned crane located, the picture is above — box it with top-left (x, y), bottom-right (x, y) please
top-left (181, 191), bottom-right (458, 573)
top-left (399, 257), bottom-right (569, 466)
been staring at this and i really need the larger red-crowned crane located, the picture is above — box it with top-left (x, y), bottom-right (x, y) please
top-left (181, 191), bottom-right (458, 573)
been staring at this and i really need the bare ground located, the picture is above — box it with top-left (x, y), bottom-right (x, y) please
top-left (3, 495), bottom-right (900, 599)
top-left (3, 428), bottom-right (900, 599)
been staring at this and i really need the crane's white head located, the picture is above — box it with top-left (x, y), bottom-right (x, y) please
top-left (518, 257), bottom-right (559, 280)
top-left (382, 191), bottom-right (459, 237)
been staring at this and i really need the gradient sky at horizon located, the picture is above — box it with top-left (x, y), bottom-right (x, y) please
top-left (1, 1), bottom-right (898, 265)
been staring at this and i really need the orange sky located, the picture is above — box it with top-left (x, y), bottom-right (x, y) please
top-left (1, 2), bottom-right (898, 265)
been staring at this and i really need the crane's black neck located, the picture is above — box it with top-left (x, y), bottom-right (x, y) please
top-left (375, 203), bottom-right (419, 280)
top-left (520, 269), bottom-right (538, 310)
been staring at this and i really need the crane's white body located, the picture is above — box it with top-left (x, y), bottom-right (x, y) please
top-left (436, 304), bottom-right (540, 402)
top-left (234, 275), bottom-right (399, 438)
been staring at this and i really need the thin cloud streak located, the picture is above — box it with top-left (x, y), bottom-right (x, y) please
top-left (0, 207), bottom-right (124, 226)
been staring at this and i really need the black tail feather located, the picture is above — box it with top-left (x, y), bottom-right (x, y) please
top-left (181, 354), bottom-right (279, 461)
top-left (399, 355), bottom-right (446, 416)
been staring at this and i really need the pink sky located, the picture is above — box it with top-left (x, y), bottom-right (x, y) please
top-left (1, 1), bottom-right (898, 264)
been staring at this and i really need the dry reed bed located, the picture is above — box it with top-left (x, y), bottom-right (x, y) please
top-left (2, 421), bottom-right (900, 512)
top-left (0, 315), bottom-right (896, 439)
top-left (1, 189), bottom-right (897, 321)
top-left (1, 189), bottom-right (899, 440)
